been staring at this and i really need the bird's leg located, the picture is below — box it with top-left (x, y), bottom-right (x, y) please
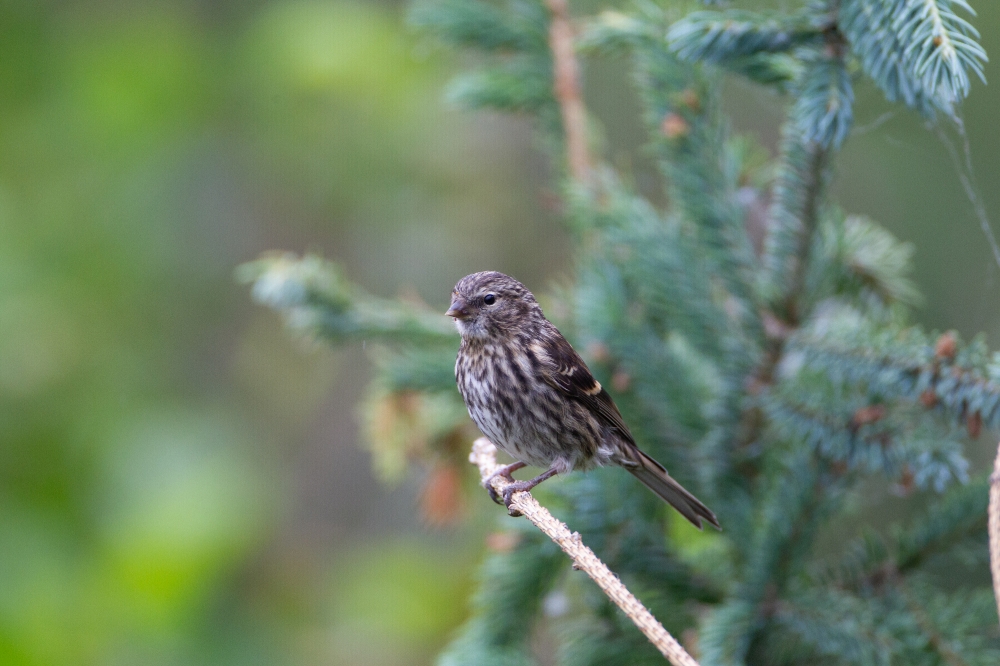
top-left (484, 461), bottom-right (527, 505)
top-left (502, 467), bottom-right (559, 517)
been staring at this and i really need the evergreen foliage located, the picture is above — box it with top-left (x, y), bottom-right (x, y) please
top-left (244, 0), bottom-right (998, 663)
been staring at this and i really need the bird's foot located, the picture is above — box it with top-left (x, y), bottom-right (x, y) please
top-left (484, 461), bottom-right (526, 505)
top-left (501, 467), bottom-right (560, 517)
top-left (501, 480), bottom-right (537, 517)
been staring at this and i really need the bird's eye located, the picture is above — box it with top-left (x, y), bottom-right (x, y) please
top-left (483, 294), bottom-right (496, 305)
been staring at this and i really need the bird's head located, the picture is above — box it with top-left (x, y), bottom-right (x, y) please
top-left (446, 271), bottom-right (541, 339)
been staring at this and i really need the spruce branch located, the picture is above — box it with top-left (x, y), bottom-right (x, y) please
top-left (768, 589), bottom-right (889, 664)
top-left (238, 253), bottom-right (456, 344)
top-left (599, 7), bottom-right (765, 350)
top-left (447, 62), bottom-right (554, 113)
top-left (470, 438), bottom-right (700, 666)
top-left (990, 441), bottom-right (1000, 626)
top-left (408, 0), bottom-right (544, 52)
top-left (794, 49), bottom-right (854, 149)
top-left (805, 211), bottom-right (922, 309)
top-left (667, 10), bottom-right (819, 64)
top-left (708, 451), bottom-right (831, 661)
top-left (896, 0), bottom-right (986, 100)
top-left (739, 127), bottom-right (832, 457)
top-left (793, 322), bottom-right (1000, 435)
top-left (893, 474), bottom-right (988, 571)
top-left (761, 125), bottom-right (831, 326)
top-left (840, 0), bottom-right (986, 112)
top-left (438, 527), bottom-right (565, 665)
top-left (840, 0), bottom-right (944, 114)
top-left (800, 477), bottom-right (988, 601)
top-left (898, 580), bottom-right (970, 666)
top-left (411, 0), bottom-right (560, 126)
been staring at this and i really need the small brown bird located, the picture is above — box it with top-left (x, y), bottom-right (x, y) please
top-left (447, 271), bottom-right (720, 530)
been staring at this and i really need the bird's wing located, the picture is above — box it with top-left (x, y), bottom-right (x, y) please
top-left (528, 334), bottom-right (635, 445)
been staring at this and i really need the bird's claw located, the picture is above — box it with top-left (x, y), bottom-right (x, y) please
top-left (485, 475), bottom-right (526, 517)
top-left (485, 470), bottom-right (518, 505)
top-left (484, 461), bottom-right (527, 506)
top-left (502, 482), bottom-right (532, 517)
top-left (485, 477), bottom-right (509, 505)
top-left (484, 475), bottom-right (527, 517)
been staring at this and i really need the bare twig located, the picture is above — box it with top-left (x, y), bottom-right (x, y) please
top-left (989, 441), bottom-right (1000, 625)
top-left (544, 0), bottom-right (591, 185)
top-left (933, 121), bottom-right (1000, 271)
top-left (470, 438), bottom-right (701, 666)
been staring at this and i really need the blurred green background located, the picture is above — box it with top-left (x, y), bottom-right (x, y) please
top-left (1, 1), bottom-right (999, 664)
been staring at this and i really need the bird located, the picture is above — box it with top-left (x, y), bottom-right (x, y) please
top-left (446, 271), bottom-right (720, 530)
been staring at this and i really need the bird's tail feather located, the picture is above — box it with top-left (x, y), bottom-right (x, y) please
top-left (624, 449), bottom-right (720, 530)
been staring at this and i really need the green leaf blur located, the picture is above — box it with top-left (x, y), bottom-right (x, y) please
top-left (0, 1), bottom-right (545, 664)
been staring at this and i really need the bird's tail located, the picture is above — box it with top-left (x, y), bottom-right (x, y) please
top-left (622, 448), bottom-right (720, 530)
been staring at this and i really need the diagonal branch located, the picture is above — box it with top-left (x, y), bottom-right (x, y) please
top-left (990, 441), bottom-right (1000, 626)
top-left (470, 438), bottom-right (700, 666)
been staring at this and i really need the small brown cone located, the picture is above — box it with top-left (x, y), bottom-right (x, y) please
top-left (919, 389), bottom-right (937, 408)
top-left (935, 332), bottom-right (957, 360)
top-left (968, 411), bottom-right (983, 439)
top-left (851, 404), bottom-right (886, 429)
top-left (661, 113), bottom-right (690, 139)
top-left (679, 89), bottom-right (701, 112)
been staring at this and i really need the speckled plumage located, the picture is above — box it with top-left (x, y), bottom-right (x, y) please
top-left (447, 271), bottom-right (719, 530)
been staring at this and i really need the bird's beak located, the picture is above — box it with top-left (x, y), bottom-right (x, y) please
top-left (446, 295), bottom-right (470, 319)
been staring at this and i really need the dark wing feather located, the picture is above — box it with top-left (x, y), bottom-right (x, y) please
top-left (529, 328), bottom-right (721, 530)
top-left (528, 332), bottom-right (634, 444)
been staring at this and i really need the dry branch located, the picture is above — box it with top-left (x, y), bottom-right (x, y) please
top-left (990, 441), bottom-right (1000, 625)
top-left (470, 437), bottom-right (701, 666)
